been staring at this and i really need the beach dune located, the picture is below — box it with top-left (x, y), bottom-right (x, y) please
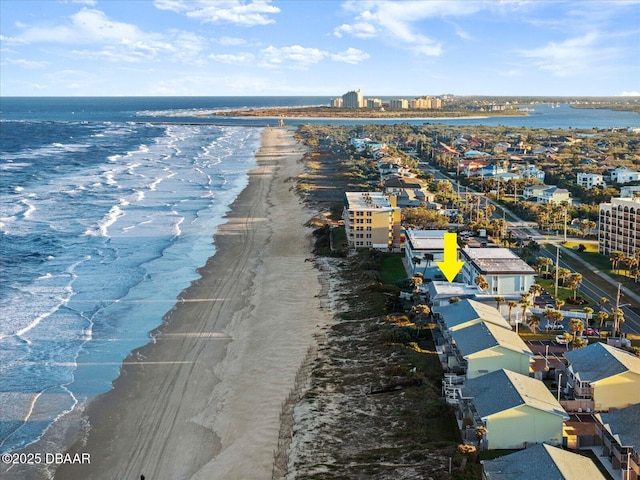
top-left (56, 127), bottom-right (330, 480)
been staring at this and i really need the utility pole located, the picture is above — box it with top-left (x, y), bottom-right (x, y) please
top-left (563, 208), bottom-right (567, 243)
top-left (614, 282), bottom-right (622, 337)
top-left (555, 245), bottom-right (560, 300)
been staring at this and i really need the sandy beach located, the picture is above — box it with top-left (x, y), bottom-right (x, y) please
top-left (51, 127), bottom-right (332, 480)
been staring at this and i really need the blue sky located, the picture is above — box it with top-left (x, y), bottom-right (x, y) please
top-left (1, 0), bottom-right (639, 97)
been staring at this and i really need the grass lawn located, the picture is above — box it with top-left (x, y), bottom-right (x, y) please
top-left (562, 240), bottom-right (598, 253)
top-left (535, 276), bottom-right (577, 304)
top-left (567, 248), bottom-right (639, 295)
top-left (380, 254), bottom-right (407, 285)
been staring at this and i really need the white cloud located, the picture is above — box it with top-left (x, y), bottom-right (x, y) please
top-left (621, 91), bottom-right (640, 96)
top-left (217, 36), bottom-right (247, 46)
top-left (331, 47), bottom-right (370, 64)
top-left (209, 52), bottom-right (255, 64)
top-left (5, 8), bottom-right (208, 64)
top-left (334, 22), bottom-right (378, 39)
top-left (517, 32), bottom-right (617, 76)
top-left (153, 0), bottom-right (280, 26)
top-left (260, 45), bottom-right (328, 68)
top-left (5, 58), bottom-right (50, 69)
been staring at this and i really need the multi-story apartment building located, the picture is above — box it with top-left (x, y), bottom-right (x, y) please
top-left (430, 98), bottom-right (442, 109)
top-left (330, 97), bottom-right (343, 108)
top-left (577, 172), bottom-right (605, 190)
top-left (598, 197), bottom-right (640, 256)
top-left (389, 98), bottom-right (408, 109)
top-left (410, 97), bottom-right (431, 109)
top-left (366, 98), bottom-right (383, 109)
top-left (343, 192), bottom-right (402, 250)
top-left (342, 89), bottom-right (364, 108)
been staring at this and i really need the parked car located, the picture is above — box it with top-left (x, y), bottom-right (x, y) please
top-left (551, 324), bottom-right (565, 330)
top-left (584, 327), bottom-right (599, 336)
top-left (555, 334), bottom-right (569, 345)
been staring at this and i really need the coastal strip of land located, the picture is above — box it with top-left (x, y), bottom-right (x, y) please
top-left (54, 127), bottom-right (333, 480)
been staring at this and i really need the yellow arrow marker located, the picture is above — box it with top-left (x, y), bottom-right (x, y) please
top-left (436, 232), bottom-right (465, 282)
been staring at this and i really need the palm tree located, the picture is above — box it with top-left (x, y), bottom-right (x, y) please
top-left (568, 319), bottom-right (584, 342)
top-left (507, 301), bottom-right (518, 325)
top-left (597, 310), bottom-right (609, 330)
top-left (535, 257), bottom-right (553, 275)
top-left (583, 307), bottom-right (594, 327)
top-left (573, 336), bottom-right (588, 349)
top-left (519, 293), bottom-right (532, 324)
top-left (529, 314), bottom-right (541, 334)
top-left (475, 274), bottom-right (489, 291)
top-left (566, 273), bottom-right (583, 301)
top-left (494, 296), bottom-right (505, 311)
top-left (556, 299), bottom-right (565, 311)
top-left (544, 308), bottom-right (564, 330)
top-left (529, 284), bottom-right (542, 305)
top-left (613, 308), bottom-right (625, 337)
top-left (609, 251), bottom-right (625, 274)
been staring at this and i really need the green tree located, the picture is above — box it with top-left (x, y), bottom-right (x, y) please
top-left (565, 273), bottom-right (583, 300)
top-left (568, 319), bottom-right (585, 342)
top-left (529, 314), bottom-right (541, 334)
top-left (583, 307), bottom-right (594, 327)
top-left (573, 336), bottom-right (588, 349)
top-left (494, 296), bottom-right (505, 311)
top-left (597, 310), bottom-right (609, 330)
top-left (507, 301), bottom-right (518, 325)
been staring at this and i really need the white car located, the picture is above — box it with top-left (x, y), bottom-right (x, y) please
top-left (555, 334), bottom-right (569, 345)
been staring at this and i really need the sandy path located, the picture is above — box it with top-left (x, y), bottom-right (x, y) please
top-left (54, 127), bottom-right (331, 480)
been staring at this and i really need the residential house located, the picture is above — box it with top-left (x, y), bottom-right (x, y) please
top-left (598, 197), bottom-right (640, 256)
top-left (457, 369), bottom-right (569, 449)
top-left (384, 177), bottom-right (434, 208)
top-left (538, 187), bottom-right (572, 205)
top-left (433, 299), bottom-right (512, 334)
top-left (611, 166), bottom-right (640, 184)
top-left (482, 443), bottom-right (606, 480)
top-left (620, 185), bottom-right (640, 198)
top-left (447, 321), bottom-right (533, 379)
top-left (404, 229), bottom-right (447, 278)
top-left (459, 247), bottom-right (537, 297)
top-left (343, 192), bottom-right (402, 250)
top-left (595, 403), bottom-right (640, 480)
top-left (521, 165), bottom-right (546, 182)
top-left (423, 281), bottom-right (484, 306)
top-left (577, 172), bottom-right (605, 190)
top-left (523, 184), bottom-right (549, 200)
top-left (563, 342), bottom-right (640, 411)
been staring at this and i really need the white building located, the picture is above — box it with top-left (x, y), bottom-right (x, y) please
top-left (404, 229), bottom-right (447, 278)
top-left (620, 185), bottom-right (640, 198)
top-left (520, 165), bottom-right (546, 182)
top-left (598, 197), bottom-right (640, 256)
top-left (611, 166), bottom-right (640, 184)
top-left (342, 89), bottom-right (364, 109)
top-left (459, 247), bottom-right (537, 297)
top-left (577, 172), bottom-right (605, 190)
top-left (389, 98), bottom-right (408, 109)
top-left (538, 187), bottom-right (572, 205)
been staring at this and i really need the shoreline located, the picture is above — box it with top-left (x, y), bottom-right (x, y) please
top-left (45, 127), bottom-right (333, 479)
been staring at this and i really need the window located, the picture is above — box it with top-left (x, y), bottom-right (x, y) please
top-left (366, 226), bottom-right (372, 231)
top-left (366, 234), bottom-right (372, 238)
top-left (366, 211), bottom-right (372, 216)
top-left (366, 219), bottom-right (372, 224)
top-left (356, 211), bottom-right (363, 216)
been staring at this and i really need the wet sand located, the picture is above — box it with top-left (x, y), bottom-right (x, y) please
top-left (55, 127), bottom-right (332, 480)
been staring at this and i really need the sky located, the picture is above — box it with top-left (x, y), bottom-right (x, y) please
top-left (1, 0), bottom-right (639, 97)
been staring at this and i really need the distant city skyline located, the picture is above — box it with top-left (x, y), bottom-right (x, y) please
top-left (1, 0), bottom-right (639, 97)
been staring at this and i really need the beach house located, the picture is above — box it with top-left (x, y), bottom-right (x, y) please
top-left (459, 247), bottom-right (536, 297)
top-left (481, 443), bottom-right (606, 479)
top-left (595, 403), bottom-right (640, 479)
top-left (577, 172), bottom-right (605, 190)
top-left (432, 299), bottom-right (511, 334)
top-left (563, 342), bottom-right (640, 411)
top-left (457, 369), bottom-right (569, 450)
top-left (447, 321), bottom-right (533, 379)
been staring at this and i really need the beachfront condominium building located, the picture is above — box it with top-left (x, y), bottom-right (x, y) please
top-left (367, 98), bottom-right (383, 109)
top-left (598, 197), bottom-right (640, 256)
top-left (331, 97), bottom-right (343, 108)
top-left (389, 98), bottom-right (408, 109)
top-left (410, 97), bottom-right (431, 109)
top-left (342, 89), bottom-right (364, 109)
top-left (343, 192), bottom-right (402, 250)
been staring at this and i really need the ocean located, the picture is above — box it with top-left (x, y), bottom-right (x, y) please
top-left (0, 96), bottom-right (638, 455)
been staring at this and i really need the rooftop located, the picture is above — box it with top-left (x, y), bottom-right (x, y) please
top-left (433, 298), bottom-right (511, 331)
top-left (344, 191), bottom-right (395, 211)
top-left (405, 229), bottom-right (448, 250)
top-left (462, 369), bottom-right (568, 420)
top-left (482, 443), bottom-right (606, 480)
top-left (451, 321), bottom-right (533, 358)
top-left (564, 342), bottom-right (640, 384)
top-left (461, 247), bottom-right (536, 275)
top-left (597, 403), bottom-right (640, 448)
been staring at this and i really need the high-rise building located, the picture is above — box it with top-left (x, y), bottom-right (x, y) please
top-left (342, 89), bottom-right (364, 108)
top-left (389, 99), bottom-right (408, 109)
top-left (598, 197), bottom-right (640, 256)
top-left (367, 98), bottom-right (383, 108)
top-left (343, 192), bottom-right (402, 250)
top-left (331, 97), bottom-right (343, 108)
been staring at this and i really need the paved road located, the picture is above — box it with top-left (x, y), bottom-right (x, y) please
top-left (425, 164), bottom-right (640, 334)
